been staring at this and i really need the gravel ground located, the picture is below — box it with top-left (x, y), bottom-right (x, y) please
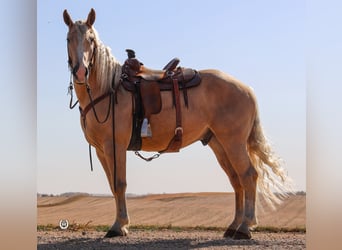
top-left (37, 229), bottom-right (305, 249)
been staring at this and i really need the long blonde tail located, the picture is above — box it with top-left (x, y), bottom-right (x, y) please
top-left (247, 111), bottom-right (293, 209)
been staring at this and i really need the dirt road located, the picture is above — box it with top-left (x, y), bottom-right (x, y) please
top-left (37, 229), bottom-right (305, 249)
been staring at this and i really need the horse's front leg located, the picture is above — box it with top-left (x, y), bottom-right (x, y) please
top-left (96, 144), bottom-right (130, 237)
top-left (106, 187), bottom-right (129, 237)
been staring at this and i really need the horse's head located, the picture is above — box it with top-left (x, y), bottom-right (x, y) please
top-left (63, 9), bottom-right (97, 83)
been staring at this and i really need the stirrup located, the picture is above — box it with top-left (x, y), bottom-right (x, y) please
top-left (141, 118), bottom-right (152, 138)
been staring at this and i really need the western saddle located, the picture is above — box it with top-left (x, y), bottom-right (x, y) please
top-left (120, 49), bottom-right (201, 153)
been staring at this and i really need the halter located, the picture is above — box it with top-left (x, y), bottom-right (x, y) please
top-left (67, 41), bottom-right (97, 82)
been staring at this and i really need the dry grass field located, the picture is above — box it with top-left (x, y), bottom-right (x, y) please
top-left (37, 192), bottom-right (306, 249)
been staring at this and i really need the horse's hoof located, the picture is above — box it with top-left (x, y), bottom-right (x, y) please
top-left (233, 230), bottom-right (252, 240)
top-left (104, 229), bottom-right (127, 238)
top-left (223, 228), bottom-right (236, 238)
top-left (104, 230), bottom-right (121, 238)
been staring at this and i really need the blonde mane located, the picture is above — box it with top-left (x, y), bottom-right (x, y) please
top-left (92, 27), bottom-right (122, 94)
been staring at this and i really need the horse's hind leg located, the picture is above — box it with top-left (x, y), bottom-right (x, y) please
top-left (208, 136), bottom-right (244, 238)
top-left (224, 142), bottom-right (258, 239)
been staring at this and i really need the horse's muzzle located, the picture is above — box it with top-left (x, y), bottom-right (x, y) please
top-left (72, 63), bottom-right (88, 83)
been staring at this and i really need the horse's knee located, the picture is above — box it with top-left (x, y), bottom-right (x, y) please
top-left (115, 180), bottom-right (127, 192)
top-left (231, 177), bottom-right (243, 191)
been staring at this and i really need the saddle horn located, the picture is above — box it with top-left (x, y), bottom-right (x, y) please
top-left (126, 49), bottom-right (136, 59)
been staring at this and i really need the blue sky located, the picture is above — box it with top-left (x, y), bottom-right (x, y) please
top-left (37, 0), bottom-right (306, 195)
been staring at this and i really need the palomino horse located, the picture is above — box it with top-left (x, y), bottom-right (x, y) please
top-left (63, 8), bottom-right (290, 239)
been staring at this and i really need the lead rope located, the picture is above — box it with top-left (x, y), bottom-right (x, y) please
top-left (111, 85), bottom-right (117, 192)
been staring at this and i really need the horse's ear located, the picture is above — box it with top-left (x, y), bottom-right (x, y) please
top-left (63, 9), bottom-right (73, 28)
top-left (86, 8), bottom-right (96, 27)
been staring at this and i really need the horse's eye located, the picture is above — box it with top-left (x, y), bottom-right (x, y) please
top-left (66, 38), bottom-right (70, 43)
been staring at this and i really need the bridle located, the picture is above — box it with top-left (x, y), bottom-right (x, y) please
top-left (67, 38), bottom-right (97, 108)
top-left (67, 37), bottom-right (97, 84)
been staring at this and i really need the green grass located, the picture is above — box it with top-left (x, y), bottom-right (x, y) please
top-left (37, 223), bottom-right (305, 233)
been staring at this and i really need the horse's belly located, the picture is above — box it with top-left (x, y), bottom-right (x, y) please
top-left (141, 108), bottom-right (208, 152)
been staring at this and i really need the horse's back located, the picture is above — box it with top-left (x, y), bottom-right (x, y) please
top-left (141, 69), bottom-right (257, 151)
top-left (198, 69), bottom-right (255, 99)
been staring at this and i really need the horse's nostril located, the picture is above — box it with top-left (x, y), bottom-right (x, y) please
top-left (72, 62), bottom-right (80, 77)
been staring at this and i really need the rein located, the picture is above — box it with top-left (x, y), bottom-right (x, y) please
top-left (82, 84), bottom-right (112, 125)
top-left (67, 66), bottom-right (118, 192)
top-left (68, 73), bottom-right (113, 126)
